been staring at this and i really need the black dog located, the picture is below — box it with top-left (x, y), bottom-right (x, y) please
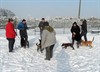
top-left (61, 43), bottom-right (74, 50)
top-left (36, 39), bottom-right (44, 53)
top-left (21, 37), bottom-right (29, 48)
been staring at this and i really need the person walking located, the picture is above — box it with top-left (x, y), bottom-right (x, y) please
top-left (71, 22), bottom-right (81, 48)
top-left (80, 19), bottom-right (87, 41)
top-left (17, 19), bottom-right (29, 48)
top-left (5, 18), bottom-right (17, 52)
top-left (41, 26), bottom-right (56, 60)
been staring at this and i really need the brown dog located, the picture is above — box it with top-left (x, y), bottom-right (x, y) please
top-left (81, 37), bottom-right (94, 48)
top-left (61, 43), bottom-right (74, 50)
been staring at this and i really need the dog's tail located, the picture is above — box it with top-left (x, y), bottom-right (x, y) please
top-left (92, 37), bottom-right (94, 42)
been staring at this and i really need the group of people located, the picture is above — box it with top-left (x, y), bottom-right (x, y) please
top-left (5, 18), bottom-right (29, 52)
top-left (5, 18), bottom-right (56, 60)
top-left (5, 18), bottom-right (87, 60)
top-left (71, 19), bottom-right (87, 48)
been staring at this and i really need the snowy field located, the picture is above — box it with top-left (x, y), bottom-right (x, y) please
top-left (0, 29), bottom-right (100, 72)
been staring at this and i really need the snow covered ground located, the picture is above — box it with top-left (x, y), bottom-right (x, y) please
top-left (0, 29), bottom-right (100, 72)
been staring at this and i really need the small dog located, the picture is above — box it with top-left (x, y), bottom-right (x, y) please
top-left (36, 39), bottom-right (44, 53)
top-left (61, 43), bottom-right (75, 50)
top-left (81, 37), bottom-right (94, 48)
top-left (21, 38), bottom-right (29, 48)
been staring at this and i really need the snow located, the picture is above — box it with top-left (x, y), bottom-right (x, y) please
top-left (0, 29), bottom-right (100, 72)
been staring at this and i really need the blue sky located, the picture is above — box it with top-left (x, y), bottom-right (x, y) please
top-left (0, 0), bottom-right (100, 18)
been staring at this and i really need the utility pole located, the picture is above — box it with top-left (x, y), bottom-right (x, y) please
top-left (78, 0), bottom-right (81, 19)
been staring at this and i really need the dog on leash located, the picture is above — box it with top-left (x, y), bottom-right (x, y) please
top-left (81, 37), bottom-right (94, 48)
top-left (36, 39), bottom-right (44, 53)
top-left (61, 43), bottom-right (75, 50)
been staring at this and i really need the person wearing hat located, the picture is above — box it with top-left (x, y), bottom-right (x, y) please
top-left (17, 19), bottom-right (29, 48)
top-left (5, 18), bottom-right (17, 52)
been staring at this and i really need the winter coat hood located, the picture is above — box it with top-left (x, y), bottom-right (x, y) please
top-left (44, 26), bottom-right (54, 32)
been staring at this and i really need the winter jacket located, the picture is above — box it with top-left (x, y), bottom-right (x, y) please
top-left (17, 22), bottom-right (28, 37)
top-left (71, 25), bottom-right (81, 41)
top-left (81, 20), bottom-right (87, 33)
top-left (17, 22), bottom-right (28, 30)
top-left (38, 21), bottom-right (49, 30)
top-left (5, 22), bottom-right (16, 38)
top-left (41, 26), bottom-right (56, 49)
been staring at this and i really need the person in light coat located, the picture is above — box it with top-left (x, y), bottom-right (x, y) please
top-left (41, 26), bottom-right (56, 60)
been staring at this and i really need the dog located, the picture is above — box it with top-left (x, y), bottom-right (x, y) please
top-left (36, 39), bottom-right (44, 53)
top-left (21, 37), bottom-right (29, 48)
top-left (81, 37), bottom-right (94, 48)
top-left (61, 43), bottom-right (75, 50)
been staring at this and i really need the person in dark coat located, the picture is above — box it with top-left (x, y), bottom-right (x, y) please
top-left (5, 18), bottom-right (17, 52)
top-left (38, 18), bottom-right (49, 39)
top-left (80, 19), bottom-right (87, 41)
top-left (17, 19), bottom-right (29, 48)
top-left (71, 22), bottom-right (81, 48)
